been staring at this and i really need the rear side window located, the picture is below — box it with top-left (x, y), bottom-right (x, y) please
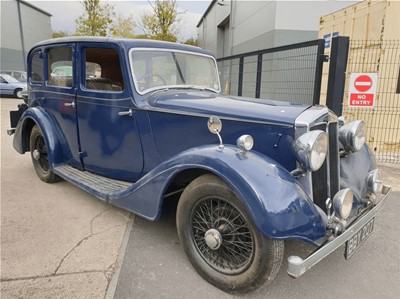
top-left (83, 47), bottom-right (124, 92)
top-left (47, 47), bottom-right (73, 88)
top-left (31, 51), bottom-right (43, 84)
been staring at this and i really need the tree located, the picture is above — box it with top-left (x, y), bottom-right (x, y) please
top-left (110, 14), bottom-right (136, 38)
top-left (52, 31), bottom-right (70, 38)
top-left (139, 0), bottom-right (180, 42)
top-left (75, 0), bottom-right (114, 36)
top-left (184, 37), bottom-right (198, 46)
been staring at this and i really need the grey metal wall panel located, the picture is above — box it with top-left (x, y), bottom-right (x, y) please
top-left (0, 0), bottom-right (51, 71)
top-left (0, 48), bottom-right (25, 70)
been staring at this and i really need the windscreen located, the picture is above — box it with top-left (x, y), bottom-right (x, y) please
top-left (130, 49), bottom-right (220, 94)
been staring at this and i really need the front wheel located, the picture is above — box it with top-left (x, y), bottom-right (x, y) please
top-left (30, 125), bottom-right (60, 183)
top-left (176, 174), bottom-right (284, 293)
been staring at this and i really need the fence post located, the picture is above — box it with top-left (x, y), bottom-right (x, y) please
top-left (238, 57), bottom-right (244, 96)
top-left (255, 54), bottom-right (263, 98)
top-left (313, 39), bottom-right (326, 105)
top-left (326, 36), bottom-right (349, 116)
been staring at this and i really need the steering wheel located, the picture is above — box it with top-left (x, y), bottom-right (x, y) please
top-left (136, 73), bottom-right (167, 88)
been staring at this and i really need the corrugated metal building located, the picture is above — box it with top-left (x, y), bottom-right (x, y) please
top-left (1, 0), bottom-right (51, 71)
top-left (197, 0), bottom-right (359, 59)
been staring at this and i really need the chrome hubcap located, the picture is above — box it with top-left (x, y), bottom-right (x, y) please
top-left (204, 229), bottom-right (222, 250)
top-left (33, 149), bottom-right (40, 161)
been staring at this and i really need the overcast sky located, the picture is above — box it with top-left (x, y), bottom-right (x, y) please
top-left (30, 0), bottom-right (212, 41)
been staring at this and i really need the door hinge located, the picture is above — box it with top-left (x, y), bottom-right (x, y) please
top-left (79, 151), bottom-right (87, 159)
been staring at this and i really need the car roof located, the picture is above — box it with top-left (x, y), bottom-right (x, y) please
top-left (32, 37), bottom-right (214, 57)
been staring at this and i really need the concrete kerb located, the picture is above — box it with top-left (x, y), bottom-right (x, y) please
top-left (105, 214), bottom-right (135, 299)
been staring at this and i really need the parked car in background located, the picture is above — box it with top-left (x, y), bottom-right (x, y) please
top-left (7, 37), bottom-right (392, 293)
top-left (1, 70), bottom-right (27, 82)
top-left (0, 74), bottom-right (27, 98)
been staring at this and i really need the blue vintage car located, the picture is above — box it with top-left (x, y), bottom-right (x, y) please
top-left (8, 37), bottom-right (391, 293)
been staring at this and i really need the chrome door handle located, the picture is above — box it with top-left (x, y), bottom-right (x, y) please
top-left (118, 109), bottom-right (133, 117)
top-left (64, 102), bottom-right (75, 107)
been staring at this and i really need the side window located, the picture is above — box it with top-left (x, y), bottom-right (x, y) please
top-left (47, 47), bottom-right (73, 88)
top-left (84, 48), bottom-right (124, 92)
top-left (31, 51), bottom-right (43, 84)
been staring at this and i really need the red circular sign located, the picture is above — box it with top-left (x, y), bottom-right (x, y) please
top-left (354, 75), bottom-right (373, 92)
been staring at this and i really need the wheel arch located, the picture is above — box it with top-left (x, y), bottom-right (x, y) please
top-left (13, 107), bottom-right (71, 166)
top-left (112, 145), bottom-right (326, 243)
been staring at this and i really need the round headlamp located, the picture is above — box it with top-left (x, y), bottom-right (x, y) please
top-left (293, 130), bottom-right (328, 171)
top-left (237, 135), bottom-right (254, 152)
top-left (339, 120), bottom-right (366, 152)
top-left (366, 169), bottom-right (383, 194)
top-left (333, 188), bottom-right (353, 220)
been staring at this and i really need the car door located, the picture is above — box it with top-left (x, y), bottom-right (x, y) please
top-left (41, 45), bottom-right (82, 169)
top-left (75, 43), bottom-right (144, 182)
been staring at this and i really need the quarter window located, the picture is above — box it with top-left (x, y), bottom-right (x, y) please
top-left (47, 47), bottom-right (73, 88)
top-left (31, 51), bottom-right (43, 84)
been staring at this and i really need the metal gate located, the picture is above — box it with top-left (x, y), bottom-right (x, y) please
top-left (217, 39), bottom-right (326, 106)
top-left (342, 39), bottom-right (400, 163)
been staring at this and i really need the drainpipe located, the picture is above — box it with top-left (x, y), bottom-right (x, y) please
top-left (16, 0), bottom-right (27, 71)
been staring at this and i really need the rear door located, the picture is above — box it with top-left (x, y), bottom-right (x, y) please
top-left (41, 45), bottom-right (82, 169)
top-left (75, 43), bottom-right (144, 182)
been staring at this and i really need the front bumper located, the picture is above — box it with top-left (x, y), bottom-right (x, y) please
top-left (287, 185), bottom-right (392, 278)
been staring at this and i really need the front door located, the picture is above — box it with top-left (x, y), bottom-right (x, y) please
top-left (75, 44), bottom-right (143, 182)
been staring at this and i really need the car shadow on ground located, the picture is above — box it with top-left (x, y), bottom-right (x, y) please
top-left (114, 195), bottom-right (320, 299)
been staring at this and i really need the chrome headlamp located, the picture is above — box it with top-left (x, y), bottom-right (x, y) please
top-left (366, 169), bottom-right (383, 194)
top-left (339, 120), bottom-right (366, 152)
top-left (236, 135), bottom-right (254, 152)
top-left (293, 130), bottom-right (328, 171)
top-left (333, 188), bottom-right (354, 220)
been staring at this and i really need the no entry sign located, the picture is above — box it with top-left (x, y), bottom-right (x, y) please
top-left (349, 73), bottom-right (378, 107)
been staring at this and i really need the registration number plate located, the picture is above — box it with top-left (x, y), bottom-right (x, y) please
top-left (345, 218), bottom-right (375, 259)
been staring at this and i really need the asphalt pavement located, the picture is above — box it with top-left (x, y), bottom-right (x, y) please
top-left (1, 98), bottom-right (131, 298)
top-left (1, 97), bottom-right (399, 298)
top-left (114, 192), bottom-right (400, 299)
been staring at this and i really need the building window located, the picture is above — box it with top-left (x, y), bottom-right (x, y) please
top-left (396, 65), bottom-right (400, 94)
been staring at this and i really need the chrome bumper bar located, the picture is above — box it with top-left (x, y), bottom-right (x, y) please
top-left (287, 185), bottom-right (392, 278)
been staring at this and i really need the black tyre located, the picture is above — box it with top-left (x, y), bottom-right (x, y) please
top-left (14, 88), bottom-right (23, 99)
top-left (30, 125), bottom-right (60, 183)
top-left (176, 174), bottom-right (284, 293)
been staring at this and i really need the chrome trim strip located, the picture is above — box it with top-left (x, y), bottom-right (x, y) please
top-left (287, 186), bottom-right (392, 278)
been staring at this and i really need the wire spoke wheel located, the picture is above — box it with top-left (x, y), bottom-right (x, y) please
top-left (35, 135), bottom-right (49, 172)
top-left (191, 197), bottom-right (254, 274)
top-left (30, 125), bottom-right (60, 183)
top-left (177, 174), bottom-right (284, 293)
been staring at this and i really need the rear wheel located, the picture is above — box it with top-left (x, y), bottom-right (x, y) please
top-left (30, 125), bottom-right (60, 183)
top-left (176, 174), bottom-right (284, 293)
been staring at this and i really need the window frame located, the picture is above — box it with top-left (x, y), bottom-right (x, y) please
top-left (80, 45), bottom-right (125, 93)
top-left (129, 48), bottom-right (221, 95)
top-left (29, 50), bottom-right (44, 85)
top-left (45, 45), bottom-right (74, 89)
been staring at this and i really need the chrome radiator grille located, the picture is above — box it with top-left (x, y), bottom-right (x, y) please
top-left (311, 121), bottom-right (339, 212)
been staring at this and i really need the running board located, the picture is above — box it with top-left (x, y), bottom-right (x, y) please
top-left (53, 165), bottom-right (132, 200)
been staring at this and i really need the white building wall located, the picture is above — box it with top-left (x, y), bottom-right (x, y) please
top-left (198, 0), bottom-right (360, 58)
